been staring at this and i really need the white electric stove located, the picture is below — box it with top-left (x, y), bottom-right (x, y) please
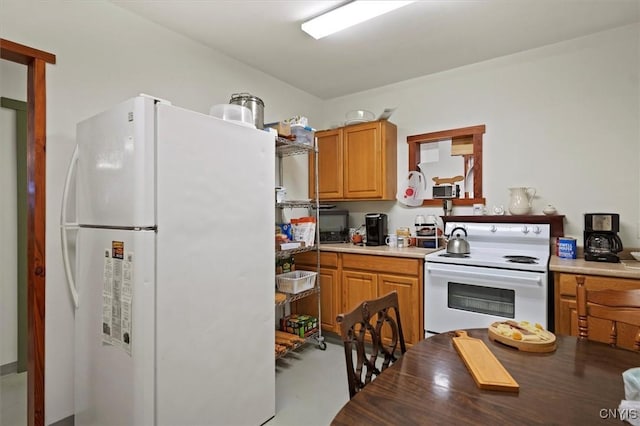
top-left (424, 222), bottom-right (551, 335)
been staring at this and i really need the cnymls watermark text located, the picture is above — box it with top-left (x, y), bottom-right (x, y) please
top-left (600, 408), bottom-right (639, 420)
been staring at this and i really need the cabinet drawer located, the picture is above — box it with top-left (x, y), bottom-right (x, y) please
top-left (342, 254), bottom-right (419, 276)
top-left (295, 251), bottom-right (338, 268)
top-left (557, 273), bottom-right (640, 297)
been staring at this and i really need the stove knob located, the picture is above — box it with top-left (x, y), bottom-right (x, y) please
top-left (521, 225), bottom-right (529, 234)
top-left (490, 225), bottom-right (497, 233)
top-left (533, 226), bottom-right (542, 234)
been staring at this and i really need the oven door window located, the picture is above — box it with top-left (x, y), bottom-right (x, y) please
top-left (447, 282), bottom-right (515, 318)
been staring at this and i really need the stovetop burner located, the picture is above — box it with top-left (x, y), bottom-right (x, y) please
top-left (504, 255), bottom-right (539, 264)
top-left (425, 222), bottom-right (551, 272)
top-left (439, 253), bottom-right (470, 258)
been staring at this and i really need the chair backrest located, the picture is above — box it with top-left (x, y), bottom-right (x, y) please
top-left (336, 290), bottom-right (407, 399)
top-left (576, 275), bottom-right (640, 351)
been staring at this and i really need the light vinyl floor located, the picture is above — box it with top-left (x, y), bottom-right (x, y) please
top-left (271, 338), bottom-right (349, 426)
top-left (0, 340), bottom-right (348, 426)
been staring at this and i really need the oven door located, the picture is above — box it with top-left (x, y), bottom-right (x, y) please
top-left (424, 262), bottom-right (548, 334)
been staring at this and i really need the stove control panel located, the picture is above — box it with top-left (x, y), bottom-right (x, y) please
top-left (444, 222), bottom-right (551, 240)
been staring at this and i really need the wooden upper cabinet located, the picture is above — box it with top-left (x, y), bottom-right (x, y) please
top-left (344, 122), bottom-right (383, 199)
top-left (310, 120), bottom-right (397, 201)
top-left (310, 129), bottom-right (343, 199)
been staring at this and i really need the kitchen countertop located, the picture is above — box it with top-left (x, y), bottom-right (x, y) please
top-left (549, 255), bottom-right (640, 279)
top-left (319, 243), bottom-right (440, 259)
top-left (316, 247), bottom-right (640, 275)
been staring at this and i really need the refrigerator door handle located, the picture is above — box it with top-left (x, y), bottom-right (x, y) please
top-left (61, 145), bottom-right (79, 308)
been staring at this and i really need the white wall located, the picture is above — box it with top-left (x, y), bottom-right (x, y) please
top-left (321, 24), bottom-right (640, 247)
top-left (0, 0), bottom-right (323, 423)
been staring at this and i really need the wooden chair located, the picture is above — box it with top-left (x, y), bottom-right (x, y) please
top-left (576, 275), bottom-right (640, 351)
top-left (336, 291), bottom-right (407, 399)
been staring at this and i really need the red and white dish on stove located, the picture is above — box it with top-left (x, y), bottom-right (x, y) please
top-left (424, 222), bottom-right (551, 335)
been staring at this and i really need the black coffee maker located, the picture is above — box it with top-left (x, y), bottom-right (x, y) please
top-left (584, 213), bottom-right (623, 263)
top-left (365, 213), bottom-right (387, 246)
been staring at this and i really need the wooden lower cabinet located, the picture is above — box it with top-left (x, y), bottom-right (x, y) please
top-left (294, 251), bottom-right (424, 347)
top-left (378, 274), bottom-right (421, 348)
top-left (342, 254), bottom-right (423, 347)
top-left (554, 272), bottom-right (640, 350)
top-left (342, 270), bottom-right (377, 312)
top-left (292, 252), bottom-right (341, 334)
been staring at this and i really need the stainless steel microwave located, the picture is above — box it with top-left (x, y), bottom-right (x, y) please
top-left (432, 184), bottom-right (455, 199)
top-left (318, 209), bottom-right (350, 243)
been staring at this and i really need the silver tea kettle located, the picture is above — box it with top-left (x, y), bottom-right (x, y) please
top-left (446, 227), bottom-right (470, 254)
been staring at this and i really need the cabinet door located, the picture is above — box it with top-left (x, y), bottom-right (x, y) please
top-left (343, 122), bottom-right (383, 199)
top-left (309, 129), bottom-right (343, 200)
top-left (291, 266), bottom-right (341, 334)
top-left (378, 274), bottom-right (420, 347)
top-left (556, 297), bottom-right (575, 336)
top-left (555, 273), bottom-right (640, 351)
top-left (342, 270), bottom-right (377, 312)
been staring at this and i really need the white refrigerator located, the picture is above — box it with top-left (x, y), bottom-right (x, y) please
top-left (61, 95), bottom-right (275, 425)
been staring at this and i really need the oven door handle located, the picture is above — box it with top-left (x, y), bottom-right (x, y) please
top-left (426, 264), bottom-right (543, 287)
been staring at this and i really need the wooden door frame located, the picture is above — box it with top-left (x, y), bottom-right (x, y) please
top-left (1, 38), bottom-right (56, 426)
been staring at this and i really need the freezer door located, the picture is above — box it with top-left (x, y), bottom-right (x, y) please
top-left (74, 228), bottom-right (155, 426)
top-left (76, 96), bottom-right (155, 227)
top-left (155, 104), bottom-right (276, 425)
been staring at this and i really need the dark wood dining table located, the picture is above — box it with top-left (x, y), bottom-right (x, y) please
top-left (332, 329), bottom-right (640, 425)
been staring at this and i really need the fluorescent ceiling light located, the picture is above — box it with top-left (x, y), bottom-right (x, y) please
top-left (301, 1), bottom-right (415, 40)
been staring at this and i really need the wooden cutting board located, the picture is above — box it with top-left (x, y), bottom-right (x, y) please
top-left (488, 321), bottom-right (557, 353)
top-left (452, 330), bottom-right (519, 392)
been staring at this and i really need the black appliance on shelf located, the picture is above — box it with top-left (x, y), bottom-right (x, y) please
top-left (365, 213), bottom-right (387, 246)
top-left (317, 209), bottom-right (350, 243)
top-left (584, 213), bottom-right (623, 263)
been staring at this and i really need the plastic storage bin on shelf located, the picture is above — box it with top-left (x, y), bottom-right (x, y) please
top-left (291, 124), bottom-right (315, 146)
top-left (276, 270), bottom-right (317, 294)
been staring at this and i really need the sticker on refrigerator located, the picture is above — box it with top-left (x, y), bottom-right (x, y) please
top-left (102, 249), bottom-right (113, 341)
top-left (102, 241), bottom-right (133, 355)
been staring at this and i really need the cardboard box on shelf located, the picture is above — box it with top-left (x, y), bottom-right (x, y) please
top-left (265, 121), bottom-right (291, 137)
top-left (278, 241), bottom-right (301, 250)
top-left (276, 256), bottom-right (295, 275)
top-left (280, 314), bottom-right (319, 338)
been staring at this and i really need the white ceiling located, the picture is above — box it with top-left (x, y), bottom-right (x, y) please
top-left (111, 0), bottom-right (640, 100)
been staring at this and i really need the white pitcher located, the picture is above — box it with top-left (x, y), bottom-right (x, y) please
top-left (508, 187), bottom-right (536, 215)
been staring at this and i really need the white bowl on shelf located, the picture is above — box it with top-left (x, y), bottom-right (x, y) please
top-left (631, 252), bottom-right (640, 261)
top-left (345, 109), bottom-right (374, 125)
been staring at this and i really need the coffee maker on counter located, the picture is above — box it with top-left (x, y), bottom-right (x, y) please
top-left (584, 213), bottom-right (623, 263)
top-left (365, 213), bottom-right (387, 246)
